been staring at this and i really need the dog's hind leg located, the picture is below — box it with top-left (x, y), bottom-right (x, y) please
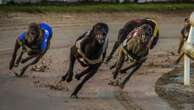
top-left (75, 67), bottom-right (91, 80)
top-left (119, 63), bottom-right (142, 89)
top-left (71, 66), bottom-right (99, 98)
top-left (62, 46), bottom-right (76, 82)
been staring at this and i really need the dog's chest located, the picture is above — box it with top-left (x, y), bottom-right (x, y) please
top-left (84, 44), bottom-right (102, 59)
top-left (132, 42), bottom-right (148, 57)
top-left (123, 38), bottom-right (149, 61)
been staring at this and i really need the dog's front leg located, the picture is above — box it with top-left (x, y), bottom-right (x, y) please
top-left (175, 52), bottom-right (184, 64)
top-left (119, 62), bottom-right (142, 89)
top-left (75, 67), bottom-right (91, 80)
top-left (21, 54), bottom-right (37, 64)
top-left (120, 61), bottom-right (136, 74)
top-left (19, 54), bottom-right (43, 77)
top-left (71, 65), bottom-right (99, 98)
top-left (9, 40), bottom-right (20, 70)
top-left (178, 37), bottom-right (185, 54)
top-left (15, 51), bottom-right (24, 67)
top-left (62, 46), bottom-right (76, 82)
top-left (113, 51), bottom-right (125, 80)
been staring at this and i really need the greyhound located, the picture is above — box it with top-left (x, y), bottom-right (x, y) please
top-left (106, 18), bottom-right (159, 63)
top-left (60, 23), bottom-right (109, 98)
top-left (9, 22), bottom-right (52, 77)
top-left (109, 24), bottom-right (156, 89)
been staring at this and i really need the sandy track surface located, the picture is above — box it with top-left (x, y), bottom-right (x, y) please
top-left (0, 11), bottom-right (192, 110)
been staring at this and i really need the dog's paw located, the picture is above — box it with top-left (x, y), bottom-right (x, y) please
top-left (108, 80), bottom-right (120, 86)
top-left (119, 84), bottom-right (125, 89)
top-left (66, 76), bottom-right (73, 83)
top-left (70, 94), bottom-right (78, 99)
top-left (15, 71), bottom-right (23, 77)
top-left (61, 75), bottom-right (67, 81)
top-left (75, 74), bottom-right (80, 80)
top-left (11, 68), bottom-right (23, 77)
top-left (62, 72), bottom-right (73, 83)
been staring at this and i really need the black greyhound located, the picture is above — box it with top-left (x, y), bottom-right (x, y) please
top-left (109, 24), bottom-right (155, 89)
top-left (60, 23), bottom-right (109, 98)
top-left (106, 18), bottom-right (159, 63)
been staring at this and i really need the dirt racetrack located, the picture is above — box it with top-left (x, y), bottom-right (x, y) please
top-left (0, 11), bottom-right (193, 110)
top-left (156, 63), bottom-right (194, 110)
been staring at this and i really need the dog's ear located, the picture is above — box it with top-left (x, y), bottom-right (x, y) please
top-left (89, 23), bottom-right (100, 37)
top-left (92, 23), bottom-right (99, 31)
top-left (89, 26), bottom-right (95, 37)
top-left (99, 23), bottom-right (109, 34)
top-left (185, 17), bottom-right (189, 22)
top-left (90, 23), bottom-right (109, 36)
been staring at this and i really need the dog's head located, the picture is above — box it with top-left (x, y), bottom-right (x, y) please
top-left (91, 22), bottom-right (109, 44)
top-left (184, 17), bottom-right (191, 31)
top-left (185, 17), bottom-right (190, 26)
top-left (26, 22), bottom-right (41, 45)
top-left (141, 24), bottom-right (153, 39)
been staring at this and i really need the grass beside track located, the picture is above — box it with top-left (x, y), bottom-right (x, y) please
top-left (0, 3), bottom-right (194, 13)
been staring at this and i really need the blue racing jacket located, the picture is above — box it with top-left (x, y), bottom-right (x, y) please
top-left (17, 22), bottom-right (52, 53)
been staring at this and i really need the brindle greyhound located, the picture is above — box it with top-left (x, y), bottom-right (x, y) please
top-left (106, 18), bottom-right (159, 63)
top-left (60, 23), bottom-right (109, 98)
top-left (9, 22), bottom-right (52, 77)
top-left (109, 24), bottom-right (155, 89)
top-left (175, 17), bottom-right (191, 64)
